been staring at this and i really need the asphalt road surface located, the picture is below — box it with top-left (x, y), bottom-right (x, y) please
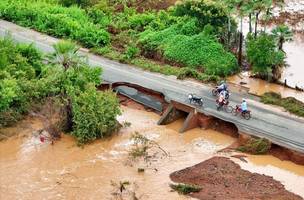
top-left (1, 20), bottom-right (303, 153)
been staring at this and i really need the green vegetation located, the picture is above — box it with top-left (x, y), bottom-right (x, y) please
top-left (0, 0), bottom-right (240, 82)
top-left (0, 37), bottom-right (121, 144)
top-left (261, 92), bottom-right (304, 117)
top-left (0, 0), bottom-right (110, 48)
top-left (237, 138), bottom-right (271, 155)
top-left (170, 183), bottom-right (202, 194)
top-left (0, 0), bottom-right (291, 83)
top-left (0, 36), bottom-right (43, 126)
top-left (139, 24), bottom-right (238, 76)
top-left (246, 33), bottom-right (285, 80)
top-left (71, 86), bottom-right (120, 144)
top-left (271, 25), bottom-right (293, 51)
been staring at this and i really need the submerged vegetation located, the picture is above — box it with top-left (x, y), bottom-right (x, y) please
top-left (261, 92), bottom-right (304, 117)
top-left (170, 183), bottom-right (202, 195)
top-left (0, 37), bottom-right (120, 144)
top-left (237, 138), bottom-right (271, 155)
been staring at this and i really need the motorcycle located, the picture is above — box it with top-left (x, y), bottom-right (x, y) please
top-left (232, 105), bottom-right (251, 120)
top-left (212, 86), bottom-right (230, 99)
top-left (216, 99), bottom-right (233, 113)
top-left (188, 94), bottom-right (203, 106)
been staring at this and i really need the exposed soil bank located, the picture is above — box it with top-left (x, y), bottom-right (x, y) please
top-left (269, 145), bottom-right (304, 166)
top-left (170, 157), bottom-right (303, 200)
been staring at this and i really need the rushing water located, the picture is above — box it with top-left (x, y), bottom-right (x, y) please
top-left (0, 106), bottom-right (304, 199)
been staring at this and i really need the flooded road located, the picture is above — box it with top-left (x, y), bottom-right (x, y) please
top-left (0, 106), bottom-right (304, 199)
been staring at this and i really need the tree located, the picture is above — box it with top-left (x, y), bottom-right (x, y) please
top-left (252, 0), bottom-right (272, 37)
top-left (271, 25), bottom-right (293, 51)
top-left (47, 40), bottom-right (87, 70)
top-left (46, 40), bottom-right (120, 144)
top-left (246, 33), bottom-right (285, 80)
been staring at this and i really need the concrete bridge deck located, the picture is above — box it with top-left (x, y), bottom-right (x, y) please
top-left (1, 20), bottom-right (303, 153)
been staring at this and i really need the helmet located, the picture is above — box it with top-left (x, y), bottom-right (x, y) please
top-left (242, 98), bottom-right (246, 102)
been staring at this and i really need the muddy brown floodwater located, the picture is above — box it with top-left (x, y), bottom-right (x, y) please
top-left (228, 72), bottom-right (304, 102)
top-left (0, 106), bottom-right (304, 199)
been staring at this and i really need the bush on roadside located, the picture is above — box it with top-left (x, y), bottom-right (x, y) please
top-left (0, 0), bottom-right (110, 48)
top-left (139, 24), bottom-right (238, 77)
top-left (261, 92), bottom-right (304, 117)
top-left (123, 45), bottom-right (140, 60)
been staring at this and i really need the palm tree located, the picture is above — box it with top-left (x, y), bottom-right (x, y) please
top-left (271, 25), bottom-right (293, 51)
top-left (47, 40), bottom-right (88, 132)
top-left (243, 0), bottom-right (255, 34)
top-left (221, 0), bottom-right (238, 48)
top-left (47, 40), bottom-right (87, 70)
top-left (223, 0), bottom-right (246, 66)
top-left (252, 0), bottom-right (271, 37)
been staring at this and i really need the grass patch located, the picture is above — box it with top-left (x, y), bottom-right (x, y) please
top-left (261, 92), bottom-right (304, 117)
top-left (170, 183), bottom-right (201, 195)
top-left (237, 138), bottom-right (271, 155)
top-left (91, 47), bottom-right (220, 83)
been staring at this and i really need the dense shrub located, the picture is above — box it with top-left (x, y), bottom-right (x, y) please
top-left (71, 85), bottom-right (121, 144)
top-left (0, 37), bottom-right (43, 126)
top-left (164, 34), bottom-right (237, 76)
top-left (43, 41), bottom-right (121, 144)
top-left (173, 0), bottom-right (229, 30)
top-left (246, 33), bottom-right (285, 78)
top-left (139, 23), bottom-right (238, 76)
top-left (59, 0), bottom-right (99, 7)
top-left (128, 12), bottom-right (156, 31)
top-left (1, 38), bottom-right (121, 144)
top-left (123, 45), bottom-right (140, 60)
top-left (0, 0), bottom-right (110, 48)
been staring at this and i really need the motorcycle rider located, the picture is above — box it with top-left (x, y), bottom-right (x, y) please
top-left (217, 81), bottom-right (227, 93)
top-left (217, 92), bottom-right (226, 108)
top-left (220, 89), bottom-right (229, 100)
top-left (241, 98), bottom-right (248, 114)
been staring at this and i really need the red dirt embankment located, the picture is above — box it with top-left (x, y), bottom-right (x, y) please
top-left (170, 157), bottom-right (303, 200)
